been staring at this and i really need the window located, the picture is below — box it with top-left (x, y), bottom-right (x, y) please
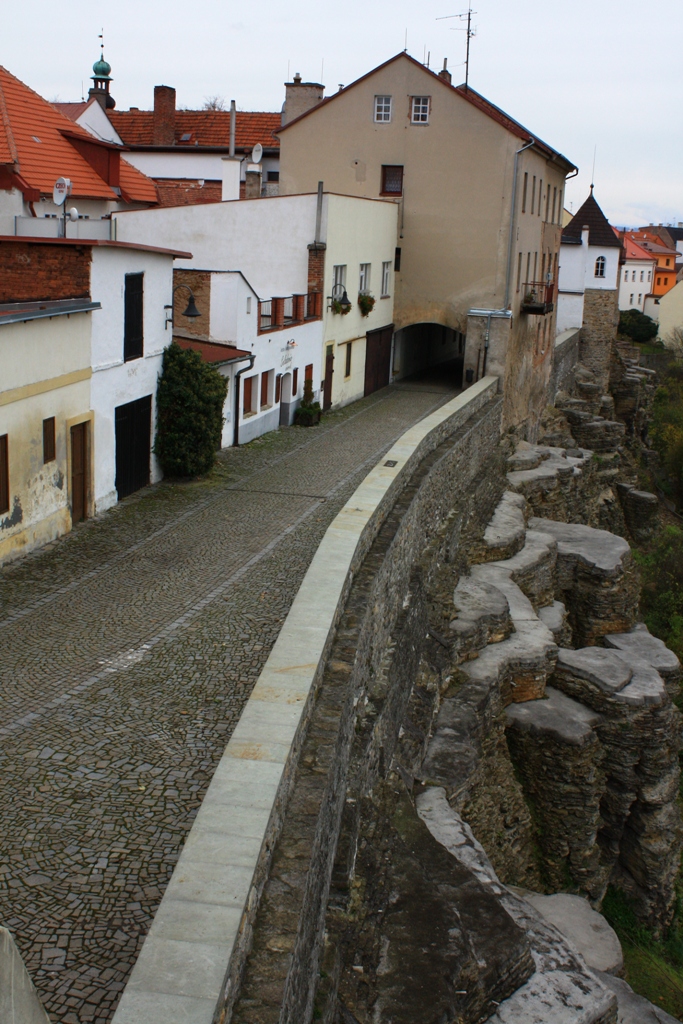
top-left (629, 293), bottom-right (634, 304)
top-left (267, 171), bottom-right (279, 182)
top-left (595, 256), bottom-right (606, 278)
top-left (43, 417), bottom-right (56, 464)
top-left (665, 277), bottom-right (669, 286)
top-left (123, 273), bottom-right (144, 362)
top-left (374, 95), bottom-right (392, 122)
top-left (246, 296), bottom-right (252, 314)
top-left (640, 270), bottom-right (644, 282)
top-left (381, 261), bottom-right (391, 297)
top-left (0, 434), bottom-right (8, 514)
top-left (345, 342), bottom-right (352, 378)
top-left (522, 172), bottom-right (528, 213)
top-left (332, 264), bottom-right (347, 299)
top-left (243, 375), bottom-right (254, 415)
top-left (648, 270), bottom-right (652, 281)
top-left (531, 175), bottom-right (536, 215)
top-left (551, 186), bottom-right (557, 224)
top-left (359, 263), bottom-right (371, 294)
top-left (275, 374), bottom-right (281, 403)
top-left (538, 179), bottom-right (543, 216)
top-left (632, 270), bottom-right (636, 282)
top-left (292, 367), bottom-right (299, 397)
top-left (381, 165), bottom-right (403, 195)
top-left (394, 247), bottom-right (401, 272)
top-left (666, 258), bottom-right (671, 266)
top-left (638, 294), bottom-right (642, 304)
top-left (260, 371), bottom-right (270, 408)
top-left (624, 270), bottom-right (629, 283)
top-left (545, 184), bottom-right (551, 221)
top-left (516, 251), bottom-right (523, 292)
top-left (557, 190), bottom-right (563, 220)
top-left (411, 96), bottom-right (430, 123)
top-left (657, 277), bottom-right (662, 286)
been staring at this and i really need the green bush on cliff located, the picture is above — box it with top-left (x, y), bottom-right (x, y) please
top-left (633, 525), bottom-right (683, 667)
top-left (618, 308), bottom-right (658, 344)
top-left (154, 341), bottom-right (228, 477)
top-left (649, 362), bottom-right (683, 505)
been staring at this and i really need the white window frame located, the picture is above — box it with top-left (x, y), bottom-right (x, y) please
top-left (629, 293), bottom-right (634, 305)
top-left (595, 256), bottom-right (606, 278)
top-left (359, 263), bottom-right (371, 294)
top-left (381, 261), bottom-right (391, 297)
top-left (332, 264), bottom-right (347, 295)
top-left (411, 95), bottom-right (430, 124)
top-left (624, 270), bottom-right (629, 283)
top-left (374, 95), bottom-right (392, 123)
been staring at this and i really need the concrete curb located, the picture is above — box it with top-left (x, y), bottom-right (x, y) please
top-left (111, 376), bottom-right (499, 1024)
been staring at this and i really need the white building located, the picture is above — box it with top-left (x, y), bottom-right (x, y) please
top-left (113, 190), bottom-right (398, 437)
top-left (617, 235), bottom-right (656, 314)
top-left (556, 191), bottom-right (621, 335)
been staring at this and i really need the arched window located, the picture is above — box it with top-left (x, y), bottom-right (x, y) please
top-left (595, 256), bottom-right (606, 278)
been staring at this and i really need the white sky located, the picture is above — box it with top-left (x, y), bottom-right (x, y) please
top-left (4, 0), bottom-right (681, 227)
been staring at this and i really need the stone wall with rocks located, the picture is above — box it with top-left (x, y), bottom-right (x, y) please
top-left (581, 289), bottom-right (620, 391)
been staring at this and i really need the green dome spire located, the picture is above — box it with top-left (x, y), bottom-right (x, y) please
top-left (92, 48), bottom-right (112, 82)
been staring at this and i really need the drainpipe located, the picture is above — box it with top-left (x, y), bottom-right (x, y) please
top-left (314, 181), bottom-right (323, 244)
top-left (233, 353), bottom-right (256, 447)
top-left (229, 100), bottom-right (236, 158)
top-left (504, 139), bottom-right (535, 310)
top-left (481, 313), bottom-right (492, 377)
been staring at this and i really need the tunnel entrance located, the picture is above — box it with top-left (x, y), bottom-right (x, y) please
top-left (392, 323), bottom-right (465, 389)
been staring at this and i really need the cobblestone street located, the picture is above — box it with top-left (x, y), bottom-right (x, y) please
top-left (0, 382), bottom-right (456, 1023)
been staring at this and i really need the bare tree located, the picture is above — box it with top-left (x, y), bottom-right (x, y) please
top-left (203, 96), bottom-right (227, 111)
top-left (665, 326), bottom-right (683, 357)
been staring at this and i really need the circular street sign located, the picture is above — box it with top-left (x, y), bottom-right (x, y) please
top-left (53, 177), bottom-right (71, 206)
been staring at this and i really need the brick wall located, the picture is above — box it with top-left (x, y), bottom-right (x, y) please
top-left (173, 268), bottom-right (211, 337)
top-left (153, 86), bottom-right (176, 146)
top-left (580, 289), bottom-right (619, 391)
top-left (307, 243), bottom-right (326, 294)
top-left (0, 242), bottom-right (91, 303)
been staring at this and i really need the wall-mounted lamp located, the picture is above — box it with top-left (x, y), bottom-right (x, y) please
top-left (165, 283), bottom-right (201, 330)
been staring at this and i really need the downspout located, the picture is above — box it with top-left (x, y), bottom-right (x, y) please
top-left (233, 353), bottom-right (256, 447)
top-left (504, 139), bottom-right (535, 310)
top-left (314, 181), bottom-right (323, 244)
top-left (229, 100), bottom-right (236, 158)
top-left (481, 313), bottom-right (492, 377)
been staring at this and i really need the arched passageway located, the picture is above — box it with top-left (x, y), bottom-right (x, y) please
top-left (392, 322), bottom-right (465, 389)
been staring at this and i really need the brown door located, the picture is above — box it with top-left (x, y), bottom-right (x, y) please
top-left (323, 346), bottom-right (334, 411)
top-left (71, 422), bottom-right (87, 523)
top-left (364, 325), bottom-right (394, 396)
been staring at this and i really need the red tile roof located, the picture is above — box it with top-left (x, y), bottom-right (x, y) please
top-left (110, 109), bottom-right (281, 150)
top-left (53, 101), bottom-right (90, 120)
top-left (622, 235), bottom-right (657, 262)
top-left (0, 66), bottom-right (157, 204)
top-left (155, 178), bottom-right (223, 207)
top-left (174, 335), bottom-right (251, 363)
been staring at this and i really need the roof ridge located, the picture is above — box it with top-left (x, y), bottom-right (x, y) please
top-left (0, 75), bottom-right (19, 167)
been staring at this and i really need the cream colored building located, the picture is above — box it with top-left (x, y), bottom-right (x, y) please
top-left (0, 301), bottom-right (97, 565)
top-left (278, 52), bottom-right (576, 433)
top-left (658, 280), bottom-right (683, 348)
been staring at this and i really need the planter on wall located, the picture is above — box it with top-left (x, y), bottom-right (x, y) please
top-left (294, 408), bottom-right (321, 427)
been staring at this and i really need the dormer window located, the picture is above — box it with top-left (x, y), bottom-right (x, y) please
top-left (411, 96), bottom-right (430, 123)
top-left (595, 256), bottom-right (606, 278)
top-left (374, 96), bottom-right (392, 123)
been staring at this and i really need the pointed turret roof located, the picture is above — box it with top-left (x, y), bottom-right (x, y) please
top-left (563, 191), bottom-right (621, 248)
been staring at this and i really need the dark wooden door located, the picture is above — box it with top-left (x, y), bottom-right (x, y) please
top-left (115, 395), bottom-right (152, 499)
top-left (71, 422), bottom-right (87, 523)
top-left (323, 347), bottom-right (334, 411)
top-left (364, 325), bottom-right (393, 397)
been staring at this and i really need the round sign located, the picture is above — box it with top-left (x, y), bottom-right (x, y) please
top-left (53, 177), bottom-right (71, 206)
top-left (251, 143), bottom-right (263, 164)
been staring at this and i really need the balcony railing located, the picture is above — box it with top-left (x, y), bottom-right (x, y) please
top-left (258, 292), bottom-right (321, 333)
top-left (520, 281), bottom-right (555, 315)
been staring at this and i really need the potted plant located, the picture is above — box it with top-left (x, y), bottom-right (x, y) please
top-left (358, 292), bottom-right (376, 317)
top-left (331, 294), bottom-right (352, 315)
top-left (294, 376), bottom-right (322, 426)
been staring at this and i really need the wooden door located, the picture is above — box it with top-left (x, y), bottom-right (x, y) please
top-left (364, 325), bottom-right (393, 396)
top-left (323, 346), bottom-right (334, 411)
top-left (71, 422), bottom-right (87, 523)
top-left (115, 395), bottom-right (152, 499)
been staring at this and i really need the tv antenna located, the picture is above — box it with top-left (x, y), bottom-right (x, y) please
top-left (436, 8), bottom-right (477, 92)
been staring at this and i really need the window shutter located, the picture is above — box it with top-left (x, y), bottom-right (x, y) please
top-left (124, 274), bottom-right (144, 361)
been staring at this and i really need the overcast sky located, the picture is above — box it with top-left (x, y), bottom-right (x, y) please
top-left (4, 0), bottom-right (681, 227)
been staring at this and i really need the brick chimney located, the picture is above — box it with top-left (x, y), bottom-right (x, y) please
top-left (282, 73), bottom-right (324, 125)
top-left (153, 85), bottom-right (176, 146)
top-left (438, 59), bottom-right (452, 85)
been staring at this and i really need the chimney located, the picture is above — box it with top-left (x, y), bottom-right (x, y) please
top-left (438, 58), bottom-right (452, 84)
top-left (153, 85), bottom-right (176, 146)
top-left (282, 73), bottom-right (324, 125)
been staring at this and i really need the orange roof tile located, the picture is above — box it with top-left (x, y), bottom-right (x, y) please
top-left (622, 235), bottom-right (657, 262)
top-left (0, 66), bottom-right (157, 204)
top-left (109, 109), bottom-right (281, 150)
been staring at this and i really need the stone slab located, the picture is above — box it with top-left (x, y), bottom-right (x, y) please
top-left (529, 517), bottom-right (631, 573)
top-left (505, 686), bottom-right (602, 747)
top-left (556, 648), bottom-right (633, 694)
top-left (522, 893), bottom-right (623, 974)
top-left (594, 971), bottom-right (682, 1024)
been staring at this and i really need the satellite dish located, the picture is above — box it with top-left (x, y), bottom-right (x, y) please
top-left (251, 143), bottom-right (263, 164)
top-left (69, 208), bottom-right (79, 222)
top-left (53, 177), bottom-right (71, 206)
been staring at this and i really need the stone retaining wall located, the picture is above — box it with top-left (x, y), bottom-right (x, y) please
top-left (110, 376), bottom-right (501, 1024)
top-left (550, 327), bottom-right (581, 401)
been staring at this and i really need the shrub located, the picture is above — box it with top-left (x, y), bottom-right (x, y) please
top-left (634, 524), bottom-right (683, 666)
top-left (358, 293), bottom-right (376, 317)
top-left (154, 341), bottom-right (228, 477)
top-left (619, 308), bottom-right (658, 344)
top-left (649, 361), bottom-right (683, 505)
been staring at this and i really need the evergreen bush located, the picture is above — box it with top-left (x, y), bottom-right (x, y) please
top-left (619, 308), bottom-right (658, 344)
top-left (154, 341), bottom-right (228, 477)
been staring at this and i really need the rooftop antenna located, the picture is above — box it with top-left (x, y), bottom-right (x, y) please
top-left (404, 28), bottom-right (408, 52)
top-left (436, 8), bottom-right (477, 92)
top-left (590, 145), bottom-right (597, 194)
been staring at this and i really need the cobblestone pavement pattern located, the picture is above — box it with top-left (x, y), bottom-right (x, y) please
top-left (0, 382), bottom-right (456, 1023)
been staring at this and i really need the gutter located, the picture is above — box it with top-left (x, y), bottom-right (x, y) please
top-left (233, 353), bottom-right (256, 447)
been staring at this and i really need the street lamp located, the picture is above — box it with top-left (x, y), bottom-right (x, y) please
top-left (164, 284), bottom-right (202, 330)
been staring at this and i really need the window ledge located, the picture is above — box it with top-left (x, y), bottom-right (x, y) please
top-left (380, 294), bottom-right (391, 299)
top-left (243, 411), bottom-right (257, 419)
